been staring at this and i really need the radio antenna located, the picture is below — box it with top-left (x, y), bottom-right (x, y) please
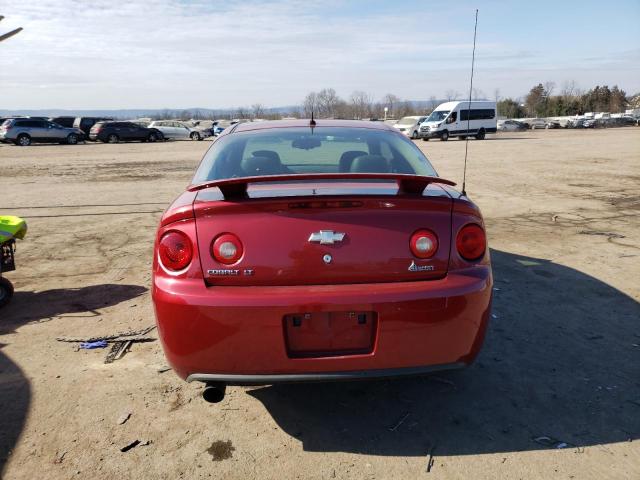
top-left (461, 9), bottom-right (478, 197)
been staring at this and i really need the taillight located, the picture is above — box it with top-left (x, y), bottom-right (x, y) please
top-left (410, 229), bottom-right (438, 258)
top-left (212, 233), bottom-right (243, 264)
top-left (456, 224), bottom-right (486, 261)
top-left (158, 231), bottom-right (193, 271)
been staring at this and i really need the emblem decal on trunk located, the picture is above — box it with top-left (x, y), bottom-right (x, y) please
top-left (408, 261), bottom-right (434, 272)
top-left (208, 269), bottom-right (255, 276)
top-left (308, 230), bottom-right (345, 245)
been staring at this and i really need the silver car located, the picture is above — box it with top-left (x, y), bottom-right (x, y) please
top-left (0, 118), bottom-right (84, 146)
top-left (147, 121), bottom-right (210, 141)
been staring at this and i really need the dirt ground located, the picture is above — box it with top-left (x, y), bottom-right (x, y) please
top-left (0, 128), bottom-right (639, 479)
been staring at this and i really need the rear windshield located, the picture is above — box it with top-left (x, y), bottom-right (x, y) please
top-left (192, 127), bottom-right (438, 183)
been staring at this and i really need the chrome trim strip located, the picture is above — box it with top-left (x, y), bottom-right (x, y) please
top-left (186, 362), bottom-right (465, 385)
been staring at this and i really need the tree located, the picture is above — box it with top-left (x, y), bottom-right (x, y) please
top-left (472, 88), bottom-right (486, 100)
top-left (445, 90), bottom-right (460, 101)
top-left (251, 103), bottom-right (265, 119)
top-left (316, 88), bottom-right (341, 118)
top-left (302, 92), bottom-right (318, 117)
top-left (381, 93), bottom-right (401, 117)
top-left (525, 83), bottom-right (546, 116)
top-left (497, 98), bottom-right (525, 118)
top-left (349, 90), bottom-right (373, 119)
top-left (428, 95), bottom-right (438, 113)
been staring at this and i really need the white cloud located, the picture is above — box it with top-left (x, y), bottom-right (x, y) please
top-left (0, 0), bottom-right (638, 109)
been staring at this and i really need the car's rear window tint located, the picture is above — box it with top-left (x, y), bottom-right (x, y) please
top-left (193, 127), bottom-right (438, 183)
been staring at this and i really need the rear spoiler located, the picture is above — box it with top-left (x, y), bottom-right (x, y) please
top-left (187, 173), bottom-right (456, 199)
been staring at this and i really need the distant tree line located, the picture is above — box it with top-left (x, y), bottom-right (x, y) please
top-left (150, 82), bottom-right (634, 121)
top-left (300, 88), bottom-right (430, 120)
top-left (498, 82), bottom-right (630, 118)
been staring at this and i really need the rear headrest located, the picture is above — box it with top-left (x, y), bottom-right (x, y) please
top-left (339, 150), bottom-right (368, 172)
top-left (350, 154), bottom-right (390, 173)
top-left (252, 150), bottom-right (281, 163)
top-left (241, 155), bottom-right (284, 176)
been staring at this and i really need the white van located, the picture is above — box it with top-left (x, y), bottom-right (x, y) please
top-left (418, 101), bottom-right (497, 141)
top-left (392, 115), bottom-right (429, 139)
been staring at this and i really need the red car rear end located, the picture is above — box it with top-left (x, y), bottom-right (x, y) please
top-left (152, 120), bottom-right (492, 400)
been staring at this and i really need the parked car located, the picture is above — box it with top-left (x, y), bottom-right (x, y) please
top-left (89, 121), bottom-right (164, 143)
top-left (0, 118), bottom-right (84, 146)
top-left (566, 118), bottom-right (585, 128)
top-left (393, 116), bottom-right (428, 139)
top-left (148, 120), bottom-right (210, 140)
top-left (73, 116), bottom-right (113, 138)
top-left (529, 118), bottom-right (547, 129)
top-left (152, 119), bottom-right (492, 403)
top-left (419, 101), bottom-right (497, 141)
top-left (50, 116), bottom-right (76, 128)
top-left (497, 120), bottom-right (527, 131)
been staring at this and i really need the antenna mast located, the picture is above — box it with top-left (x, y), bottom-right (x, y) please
top-left (462, 9), bottom-right (478, 197)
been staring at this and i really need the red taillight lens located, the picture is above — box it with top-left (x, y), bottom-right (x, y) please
top-left (410, 229), bottom-right (438, 258)
top-left (212, 233), bottom-right (243, 264)
top-left (456, 224), bottom-right (486, 261)
top-left (158, 231), bottom-right (193, 271)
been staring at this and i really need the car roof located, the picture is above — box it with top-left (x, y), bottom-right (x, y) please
top-left (232, 119), bottom-right (396, 134)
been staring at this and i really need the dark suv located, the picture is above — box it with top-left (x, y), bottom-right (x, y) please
top-left (0, 118), bottom-right (84, 146)
top-left (73, 117), bottom-right (113, 138)
top-left (89, 121), bottom-right (164, 143)
top-left (50, 116), bottom-right (77, 128)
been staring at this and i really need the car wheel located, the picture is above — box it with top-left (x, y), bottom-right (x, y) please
top-left (475, 129), bottom-right (486, 140)
top-left (148, 133), bottom-right (158, 142)
top-left (16, 134), bottom-right (31, 146)
top-left (421, 137), bottom-right (429, 141)
top-left (440, 130), bottom-right (449, 141)
top-left (107, 134), bottom-right (119, 143)
top-left (0, 277), bottom-right (14, 308)
top-left (545, 124), bottom-right (550, 129)
top-left (411, 130), bottom-right (418, 139)
top-left (67, 133), bottom-right (78, 145)
top-left (190, 132), bottom-right (201, 141)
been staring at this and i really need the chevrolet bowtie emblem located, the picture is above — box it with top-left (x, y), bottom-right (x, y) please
top-left (308, 230), bottom-right (346, 245)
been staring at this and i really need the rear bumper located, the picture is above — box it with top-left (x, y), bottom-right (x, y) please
top-left (153, 266), bottom-right (492, 383)
top-left (187, 362), bottom-right (465, 385)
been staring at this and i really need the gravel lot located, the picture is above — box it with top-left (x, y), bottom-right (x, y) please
top-left (1, 128), bottom-right (639, 479)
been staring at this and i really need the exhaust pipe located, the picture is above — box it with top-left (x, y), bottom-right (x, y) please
top-left (202, 382), bottom-right (226, 403)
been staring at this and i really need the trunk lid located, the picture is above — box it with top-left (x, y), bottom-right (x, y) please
top-left (194, 181), bottom-right (453, 286)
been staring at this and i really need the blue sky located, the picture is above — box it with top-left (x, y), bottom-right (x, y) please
top-left (1, 0), bottom-right (638, 109)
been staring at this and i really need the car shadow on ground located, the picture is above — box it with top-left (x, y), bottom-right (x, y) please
top-left (0, 283), bottom-right (147, 333)
top-left (0, 345), bottom-right (29, 475)
top-left (249, 249), bottom-right (640, 456)
top-left (0, 283), bottom-right (146, 475)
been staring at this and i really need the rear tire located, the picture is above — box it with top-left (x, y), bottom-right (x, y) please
top-left (67, 133), bottom-right (79, 145)
top-left (440, 130), bottom-right (449, 141)
top-left (16, 134), bottom-right (31, 146)
top-left (0, 277), bottom-right (14, 308)
top-left (475, 129), bottom-right (486, 140)
top-left (107, 134), bottom-right (119, 143)
top-left (411, 130), bottom-right (418, 139)
top-left (148, 133), bottom-right (158, 142)
top-left (422, 137), bottom-right (429, 141)
top-left (190, 132), bottom-right (201, 141)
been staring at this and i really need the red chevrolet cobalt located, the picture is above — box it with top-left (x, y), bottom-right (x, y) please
top-left (153, 120), bottom-right (492, 403)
